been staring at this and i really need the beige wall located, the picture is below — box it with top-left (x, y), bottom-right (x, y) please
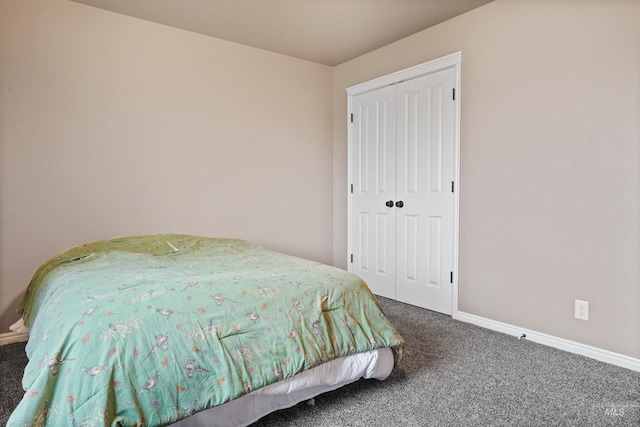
top-left (333, 0), bottom-right (640, 359)
top-left (0, 0), bottom-right (333, 331)
top-left (1, 0), bottom-right (638, 362)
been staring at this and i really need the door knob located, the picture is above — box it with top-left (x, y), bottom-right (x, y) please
top-left (395, 201), bottom-right (404, 208)
top-left (385, 200), bottom-right (394, 208)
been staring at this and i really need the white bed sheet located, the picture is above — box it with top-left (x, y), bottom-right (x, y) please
top-left (9, 318), bottom-right (28, 334)
top-left (171, 347), bottom-right (395, 427)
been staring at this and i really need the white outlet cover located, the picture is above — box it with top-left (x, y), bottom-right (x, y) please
top-left (575, 300), bottom-right (589, 320)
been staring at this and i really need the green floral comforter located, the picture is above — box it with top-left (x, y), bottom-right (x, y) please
top-left (9, 234), bottom-right (404, 426)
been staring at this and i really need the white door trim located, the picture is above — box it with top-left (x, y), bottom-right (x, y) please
top-left (346, 51), bottom-right (462, 319)
top-left (346, 51), bottom-right (462, 97)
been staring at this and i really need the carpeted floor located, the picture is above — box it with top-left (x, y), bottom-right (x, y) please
top-left (0, 339), bottom-right (29, 424)
top-left (2, 297), bottom-right (639, 426)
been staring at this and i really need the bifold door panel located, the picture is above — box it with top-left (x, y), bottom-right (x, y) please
top-left (349, 67), bottom-right (456, 315)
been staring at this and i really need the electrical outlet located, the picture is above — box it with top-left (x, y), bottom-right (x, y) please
top-left (575, 300), bottom-right (589, 320)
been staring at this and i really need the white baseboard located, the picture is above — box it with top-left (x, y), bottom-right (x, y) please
top-left (0, 331), bottom-right (29, 346)
top-left (456, 311), bottom-right (640, 372)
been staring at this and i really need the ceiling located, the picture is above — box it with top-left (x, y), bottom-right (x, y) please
top-left (71, 0), bottom-right (493, 66)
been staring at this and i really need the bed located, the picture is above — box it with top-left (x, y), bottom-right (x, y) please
top-left (8, 234), bottom-right (404, 426)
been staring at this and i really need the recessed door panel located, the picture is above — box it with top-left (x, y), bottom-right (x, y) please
top-left (428, 85), bottom-right (444, 195)
top-left (376, 213), bottom-right (390, 275)
top-left (357, 104), bottom-right (370, 195)
top-left (357, 212), bottom-right (370, 272)
top-left (403, 90), bottom-right (420, 194)
top-left (427, 216), bottom-right (442, 287)
top-left (402, 214), bottom-right (418, 282)
top-left (376, 100), bottom-right (390, 194)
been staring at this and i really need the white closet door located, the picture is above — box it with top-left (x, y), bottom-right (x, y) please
top-left (395, 68), bottom-right (456, 314)
top-left (350, 85), bottom-right (397, 299)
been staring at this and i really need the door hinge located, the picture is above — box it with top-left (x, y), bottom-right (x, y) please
top-left (350, 184), bottom-right (353, 194)
top-left (451, 181), bottom-right (455, 193)
top-left (452, 88), bottom-right (455, 101)
top-left (350, 254), bottom-right (354, 263)
top-left (450, 271), bottom-right (453, 284)
top-left (350, 113), bottom-right (354, 123)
